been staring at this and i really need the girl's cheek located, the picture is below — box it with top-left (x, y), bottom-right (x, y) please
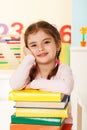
top-left (31, 49), bottom-right (37, 56)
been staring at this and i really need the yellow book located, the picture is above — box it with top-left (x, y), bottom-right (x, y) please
top-left (15, 106), bottom-right (68, 118)
top-left (8, 89), bottom-right (64, 102)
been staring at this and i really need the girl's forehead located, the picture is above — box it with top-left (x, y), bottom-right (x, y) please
top-left (29, 30), bottom-right (50, 36)
top-left (28, 30), bottom-right (52, 40)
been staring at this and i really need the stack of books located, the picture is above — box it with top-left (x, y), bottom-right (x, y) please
top-left (8, 89), bottom-right (69, 130)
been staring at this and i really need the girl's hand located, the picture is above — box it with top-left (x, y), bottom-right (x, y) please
top-left (25, 83), bottom-right (31, 90)
top-left (23, 46), bottom-right (33, 56)
top-left (25, 84), bottom-right (36, 90)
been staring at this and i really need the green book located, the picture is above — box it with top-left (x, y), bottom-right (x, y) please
top-left (11, 114), bottom-right (64, 126)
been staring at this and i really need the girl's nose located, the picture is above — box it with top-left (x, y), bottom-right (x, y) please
top-left (38, 45), bottom-right (44, 51)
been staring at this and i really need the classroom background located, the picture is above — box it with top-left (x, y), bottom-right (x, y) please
top-left (0, 0), bottom-right (87, 130)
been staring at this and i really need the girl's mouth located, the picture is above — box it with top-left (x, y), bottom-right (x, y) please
top-left (37, 52), bottom-right (48, 57)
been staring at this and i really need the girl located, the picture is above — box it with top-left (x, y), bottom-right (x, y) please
top-left (10, 20), bottom-right (74, 130)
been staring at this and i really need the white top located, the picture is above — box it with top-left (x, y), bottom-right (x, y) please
top-left (9, 54), bottom-right (74, 124)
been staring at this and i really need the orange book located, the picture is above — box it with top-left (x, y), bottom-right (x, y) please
top-left (10, 124), bottom-right (62, 130)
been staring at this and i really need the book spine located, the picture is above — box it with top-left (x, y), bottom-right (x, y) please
top-left (16, 107), bottom-right (68, 118)
top-left (10, 124), bottom-right (61, 130)
top-left (11, 114), bottom-right (63, 126)
top-left (15, 95), bottom-right (69, 109)
top-left (8, 90), bottom-right (63, 102)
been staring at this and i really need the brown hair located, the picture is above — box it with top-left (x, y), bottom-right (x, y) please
top-left (24, 20), bottom-right (61, 82)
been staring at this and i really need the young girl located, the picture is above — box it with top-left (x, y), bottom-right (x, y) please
top-left (10, 20), bottom-right (74, 130)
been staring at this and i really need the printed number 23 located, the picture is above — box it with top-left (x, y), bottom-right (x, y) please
top-left (0, 22), bottom-right (23, 42)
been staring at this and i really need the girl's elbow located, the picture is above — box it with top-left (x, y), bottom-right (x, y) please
top-left (9, 80), bottom-right (23, 90)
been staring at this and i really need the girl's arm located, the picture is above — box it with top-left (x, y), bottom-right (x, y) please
top-left (29, 64), bottom-right (74, 95)
top-left (9, 54), bottom-right (35, 90)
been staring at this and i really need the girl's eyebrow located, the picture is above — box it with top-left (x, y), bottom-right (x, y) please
top-left (28, 41), bottom-right (36, 45)
top-left (42, 37), bottom-right (51, 41)
top-left (28, 37), bottom-right (51, 45)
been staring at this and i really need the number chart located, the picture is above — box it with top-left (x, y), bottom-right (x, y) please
top-left (0, 22), bottom-right (24, 69)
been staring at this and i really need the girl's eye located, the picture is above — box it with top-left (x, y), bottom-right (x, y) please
top-left (30, 44), bottom-right (37, 47)
top-left (44, 41), bottom-right (50, 44)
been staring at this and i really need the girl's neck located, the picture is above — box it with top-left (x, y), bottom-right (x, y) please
top-left (37, 62), bottom-right (56, 78)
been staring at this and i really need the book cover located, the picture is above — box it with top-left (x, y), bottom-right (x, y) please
top-left (15, 106), bottom-right (68, 118)
top-left (11, 114), bottom-right (64, 126)
top-left (8, 89), bottom-right (64, 102)
top-left (15, 95), bottom-right (69, 109)
top-left (10, 123), bottom-right (62, 130)
top-left (62, 124), bottom-right (72, 130)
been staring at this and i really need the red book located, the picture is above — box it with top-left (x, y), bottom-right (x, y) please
top-left (62, 124), bottom-right (72, 130)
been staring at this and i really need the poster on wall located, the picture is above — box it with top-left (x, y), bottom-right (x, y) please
top-left (0, 22), bottom-right (24, 69)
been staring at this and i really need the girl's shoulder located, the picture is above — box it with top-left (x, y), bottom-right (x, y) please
top-left (59, 63), bottom-right (70, 70)
top-left (57, 63), bottom-right (72, 75)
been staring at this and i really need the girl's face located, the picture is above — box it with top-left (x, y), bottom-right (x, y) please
top-left (27, 30), bottom-right (60, 65)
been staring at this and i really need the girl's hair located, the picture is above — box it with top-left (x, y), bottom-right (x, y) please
top-left (24, 20), bottom-right (61, 82)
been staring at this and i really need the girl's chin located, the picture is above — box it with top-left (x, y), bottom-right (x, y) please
top-left (36, 60), bottom-right (52, 65)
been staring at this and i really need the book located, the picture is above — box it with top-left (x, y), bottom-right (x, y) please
top-left (15, 106), bottom-right (68, 118)
top-left (62, 124), bottom-right (72, 130)
top-left (8, 89), bottom-right (64, 102)
top-left (11, 114), bottom-right (64, 126)
top-left (10, 123), bottom-right (62, 130)
top-left (15, 95), bottom-right (69, 109)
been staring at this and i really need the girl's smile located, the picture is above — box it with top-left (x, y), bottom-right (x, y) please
top-left (37, 52), bottom-right (48, 57)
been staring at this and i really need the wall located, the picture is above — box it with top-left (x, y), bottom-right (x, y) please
top-left (0, 0), bottom-right (71, 30)
top-left (71, 1), bottom-right (87, 129)
top-left (72, 0), bottom-right (87, 46)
